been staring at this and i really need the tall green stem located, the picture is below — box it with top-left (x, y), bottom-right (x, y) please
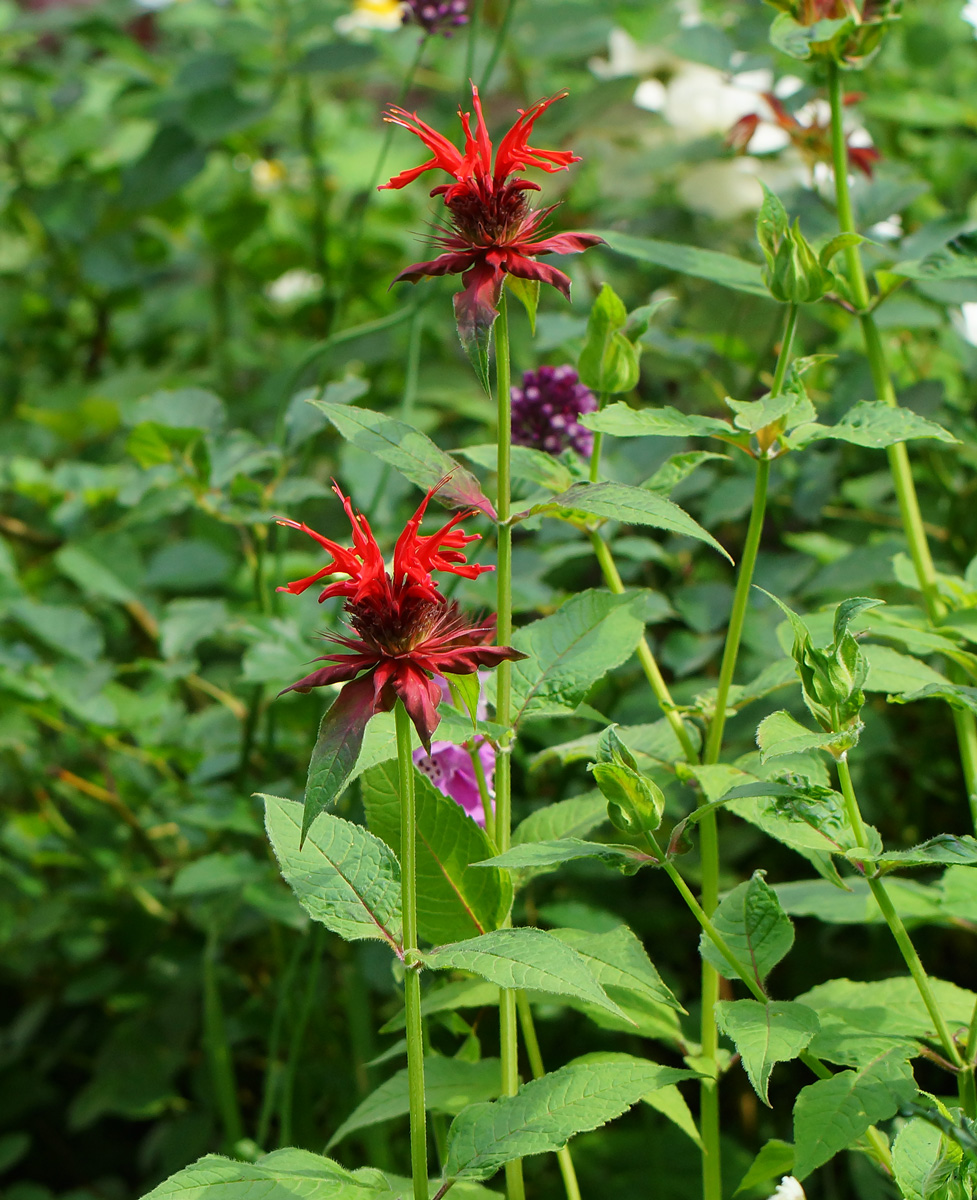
top-left (203, 931), bottom-right (245, 1151)
top-left (493, 292), bottom-right (524, 1200)
top-left (835, 754), bottom-right (964, 1072)
top-left (826, 61), bottom-right (977, 829)
top-left (396, 701), bottom-right (428, 1200)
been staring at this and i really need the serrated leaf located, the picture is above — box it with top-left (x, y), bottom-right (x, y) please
top-left (505, 589), bottom-right (649, 725)
top-left (312, 402), bottom-right (495, 517)
top-left (443, 1057), bottom-right (696, 1179)
top-left (893, 1117), bottom-right (944, 1200)
top-left (361, 761), bottom-right (511, 945)
top-left (863, 645), bottom-right (948, 695)
top-left (792, 1051), bottom-right (917, 1179)
top-left (138, 1150), bottom-right (395, 1200)
top-left (892, 682), bottom-right (977, 716)
top-left (867, 834), bottom-right (977, 871)
top-left (455, 444), bottom-right (574, 494)
top-left (476, 838), bottom-right (652, 876)
top-left (756, 710), bottom-right (852, 760)
top-left (582, 401), bottom-right (733, 441)
top-left (302, 676), bottom-right (377, 841)
top-left (422, 927), bottom-right (627, 1021)
top-left (551, 925), bottom-right (684, 1015)
top-left (597, 230), bottom-right (768, 296)
top-left (726, 392), bottom-right (798, 435)
top-left (735, 1140), bottom-right (795, 1196)
top-left (327, 1057), bottom-right (502, 1148)
top-left (769, 12), bottom-right (852, 59)
top-left (642, 451), bottom-right (727, 495)
top-left (512, 792), bottom-right (608, 847)
top-left (523, 481), bottom-right (731, 561)
top-left (263, 795), bottom-right (402, 952)
top-left (715, 1000), bottom-right (820, 1105)
top-left (788, 400), bottom-right (958, 450)
top-left (700, 872), bottom-right (794, 987)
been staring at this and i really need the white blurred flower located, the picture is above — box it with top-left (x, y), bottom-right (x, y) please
top-left (677, 157), bottom-right (765, 219)
top-left (868, 214), bottom-right (903, 241)
top-left (335, 0), bottom-right (405, 34)
top-left (964, 2), bottom-right (977, 32)
top-left (266, 269), bottom-right (323, 305)
top-left (767, 1178), bottom-right (805, 1200)
top-left (589, 28), bottom-right (672, 79)
top-left (661, 65), bottom-right (772, 137)
top-left (955, 303), bottom-right (977, 345)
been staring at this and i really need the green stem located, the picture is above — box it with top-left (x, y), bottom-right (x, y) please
top-left (516, 991), bottom-right (581, 1200)
top-left (202, 931), bottom-right (245, 1151)
top-left (396, 701), bottom-right (428, 1200)
top-left (279, 924), bottom-right (324, 1145)
top-left (256, 931), bottom-right (304, 1148)
top-left (493, 291), bottom-right (525, 1200)
top-left (464, 0), bottom-right (481, 83)
top-left (479, 0), bottom-right (518, 91)
top-left (588, 529), bottom-right (699, 763)
top-left (587, 392), bottom-right (608, 484)
top-left (468, 740), bottom-right (496, 839)
top-left (836, 754), bottom-right (964, 1070)
top-left (826, 61), bottom-right (977, 829)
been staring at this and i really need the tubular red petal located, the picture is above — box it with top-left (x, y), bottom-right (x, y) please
top-left (493, 91), bottom-right (578, 182)
top-left (379, 106), bottom-right (466, 189)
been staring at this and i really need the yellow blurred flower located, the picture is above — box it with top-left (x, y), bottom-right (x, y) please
top-left (335, 0), bottom-right (405, 34)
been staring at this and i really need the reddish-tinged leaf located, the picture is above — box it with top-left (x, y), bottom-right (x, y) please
top-left (302, 674), bottom-right (377, 842)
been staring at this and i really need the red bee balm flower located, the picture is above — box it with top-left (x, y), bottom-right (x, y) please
top-left (379, 83), bottom-right (603, 348)
top-left (277, 480), bottom-right (524, 751)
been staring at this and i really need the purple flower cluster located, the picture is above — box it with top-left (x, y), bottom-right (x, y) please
top-left (510, 365), bottom-right (598, 458)
top-left (414, 740), bottom-right (495, 826)
top-left (404, 0), bottom-right (468, 36)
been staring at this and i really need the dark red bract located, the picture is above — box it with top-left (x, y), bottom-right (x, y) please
top-left (379, 83), bottom-right (603, 343)
top-left (277, 480), bottom-right (523, 749)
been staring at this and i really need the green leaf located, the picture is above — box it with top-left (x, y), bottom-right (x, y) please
top-left (523, 481), bottom-right (732, 561)
top-left (506, 589), bottom-right (649, 725)
top-left (700, 872), bottom-right (794, 987)
top-left (792, 1051), bottom-right (917, 1179)
top-left (893, 1117), bottom-right (945, 1200)
top-left (867, 833), bottom-right (977, 871)
top-left (892, 682), bottom-right (977, 716)
top-left (361, 760), bottom-right (511, 945)
top-left (597, 230), bottom-right (768, 297)
top-left (171, 851), bottom-right (264, 898)
top-left (776, 878), bottom-right (945, 929)
top-left (312, 402), bottom-right (495, 518)
top-left (159, 599), bottom-right (228, 660)
top-left (726, 392), bottom-right (799, 435)
top-left (756, 185), bottom-right (788, 271)
top-left (422, 927), bottom-right (627, 1021)
top-left (443, 673), bottom-right (480, 735)
top-left (10, 600), bottom-right (104, 664)
top-left (263, 796), bottom-right (402, 952)
top-left (54, 545), bottom-right (139, 606)
top-left (477, 838), bottom-right (652, 876)
top-left (714, 1000), bottom-right (820, 1105)
top-left (582, 401), bottom-right (733, 441)
top-left (379, 979), bottom-right (500, 1034)
top-left (550, 925), bottom-right (685, 1015)
top-left (591, 726), bottom-right (665, 833)
top-left (505, 275), bottom-right (540, 334)
top-left (455, 444), bottom-right (574, 494)
top-left (642, 451), bottom-right (727, 495)
top-left (139, 1149), bottom-right (396, 1200)
top-left (788, 400), bottom-right (958, 450)
top-left (756, 710), bottom-right (853, 760)
top-left (303, 677), bottom-right (377, 841)
top-left (512, 792), bottom-right (608, 847)
top-left (327, 1057), bottom-right (502, 1148)
top-left (769, 12), bottom-right (852, 60)
top-left (735, 1140), bottom-right (795, 1196)
top-left (578, 283), bottom-right (640, 394)
top-left (642, 1085), bottom-right (703, 1150)
top-left (863, 645), bottom-right (948, 695)
top-left (443, 1057), bottom-right (696, 1179)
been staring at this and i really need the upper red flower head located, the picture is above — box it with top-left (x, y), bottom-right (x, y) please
top-left (277, 480), bottom-right (523, 749)
top-left (379, 83), bottom-right (603, 350)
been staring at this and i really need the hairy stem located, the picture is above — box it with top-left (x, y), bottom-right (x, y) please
top-left (493, 292), bottom-right (525, 1200)
top-left (396, 701), bottom-right (428, 1200)
top-left (826, 61), bottom-right (977, 829)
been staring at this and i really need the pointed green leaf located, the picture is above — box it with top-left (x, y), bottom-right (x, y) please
top-left (734, 1140), bottom-right (795, 1196)
top-left (700, 872), bottom-right (794, 987)
top-left (476, 838), bottom-right (652, 876)
top-left (506, 589), bottom-right (649, 725)
top-left (642, 451), bottom-right (728, 495)
top-left (642, 1085), bottom-right (703, 1150)
top-left (715, 1000), bottom-right (820, 1105)
top-left (443, 1057), bottom-right (697, 1179)
top-left (551, 925), bottom-right (685, 1015)
top-left (443, 673), bottom-right (480, 735)
top-left (263, 796), bottom-right (402, 952)
top-left (583, 401), bottom-right (733, 441)
top-left (522, 481), bottom-right (732, 561)
top-left (792, 1051), bottom-right (917, 1179)
top-left (311, 402), bottom-right (495, 517)
top-left (422, 927), bottom-right (627, 1020)
top-left (302, 676), bottom-right (377, 841)
top-left (505, 276), bottom-right (539, 334)
top-left (455, 444), bottom-right (575, 494)
top-left (597, 230), bottom-right (767, 296)
top-left (512, 791), bottom-right (608, 847)
top-left (789, 400), bottom-right (958, 450)
top-left (892, 681), bottom-right (977, 715)
top-left (892, 1117), bottom-right (944, 1200)
top-left (139, 1149), bottom-right (396, 1200)
top-left (327, 1057), bottom-right (502, 1148)
top-left (756, 710), bottom-right (853, 760)
top-left (361, 761), bottom-right (511, 945)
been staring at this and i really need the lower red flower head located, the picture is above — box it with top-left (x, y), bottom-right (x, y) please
top-left (277, 479), bottom-right (525, 750)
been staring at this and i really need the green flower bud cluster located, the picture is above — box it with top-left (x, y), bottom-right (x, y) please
top-left (589, 726), bottom-right (664, 835)
top-left (757, 187), bottom-right (860, 306)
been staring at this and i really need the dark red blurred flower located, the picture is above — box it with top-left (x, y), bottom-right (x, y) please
top-left (379, 83), bottom-right (603, 346)
top-left (277, 480), bottom-right (524, 749)
top-left (726, 92), bottom-right (879, 180)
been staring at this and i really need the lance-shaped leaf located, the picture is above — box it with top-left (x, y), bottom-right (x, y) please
top-left (361, 761), bottom-right (511, 945)
top-left (139, 1149), bottom-right (396, 1200)
top-left (454, 289), bottom-right (498, 396)
top-left (583, 402), bottom-right (735, 441)
top-left (303, 676), bottom-right (377, 841)
top-left (311, 401), bottom-right (495, 517)
top-left (443, 1056), bottom-right (697, 1179)
top-left (263, 796), bottom-right (403, 953)
top-left (596, 230), bottom-right (768, 296)
top-left (756, 710), bottom-right (854, 761)
top-left (456, 444), bottom-right (575, 494)
top-left (788, 400), bottom-right (958, 450)
top-left (551, 925), bottom-right (684, 1015)
top-left (504, 589), bottom-right (648, 725)
top-left (327, 1057), bottom-right (502, 1148)
top-left (715, 1000), bottom-right (820, 1105)
top-left (892, 681), bottom-right (977, 715)
top-left (477, 838), bottom-right (653, 876)
top-left (422, 927), bottom-right (628, 1020)
top-left (519, 481), bottom-right (731, 561)
top-left (792, 1050), bottom-right (917, 1180)
top-left (700, 871), bottom-right (794, 988)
